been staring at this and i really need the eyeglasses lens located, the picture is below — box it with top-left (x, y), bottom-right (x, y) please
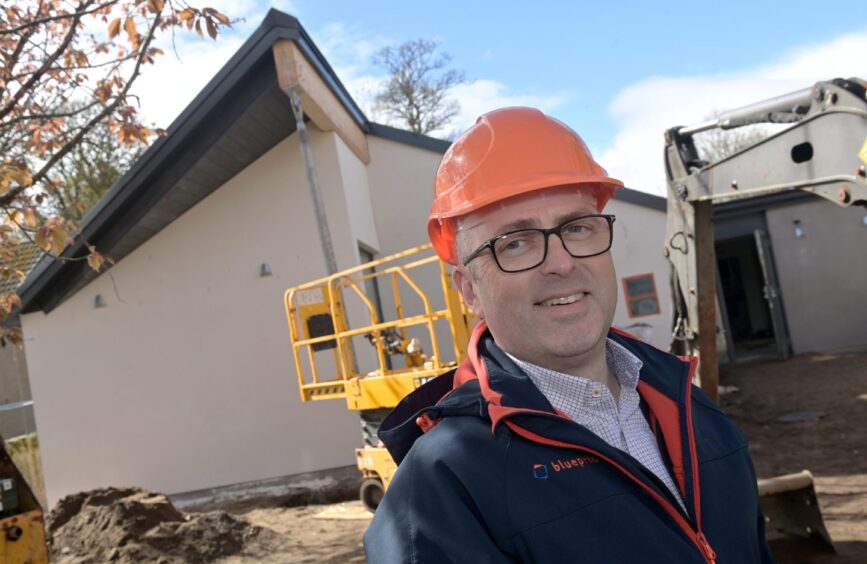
top-left (493, 216), bottom-right (611, 272)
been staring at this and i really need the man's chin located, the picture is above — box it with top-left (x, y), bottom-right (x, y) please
top-left (545, 331), bottom-right (608, 358)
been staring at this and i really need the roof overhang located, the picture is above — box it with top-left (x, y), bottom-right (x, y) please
top-left (19, 9), bottom-right (368, 314)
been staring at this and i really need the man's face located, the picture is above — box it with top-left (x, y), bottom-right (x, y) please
top-left (453, 185), bottom-right (617, 373)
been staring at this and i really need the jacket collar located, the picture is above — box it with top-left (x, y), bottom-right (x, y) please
top-left (464, 322), bottom-right (692, 430)
top-left (379, 322), bottom-right (694, 461)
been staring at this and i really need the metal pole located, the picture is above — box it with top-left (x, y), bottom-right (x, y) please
top-left (287, 85), bottom-right (338, 275)
top-left (695, 201), bottom-right (719, 402)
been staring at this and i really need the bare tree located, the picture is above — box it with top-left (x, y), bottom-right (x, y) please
top-left (373, 39), bottom-right (465, 135)
top-left (694, 113), bottom-right (770, 163)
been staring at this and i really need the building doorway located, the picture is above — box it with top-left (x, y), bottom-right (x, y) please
top-left (716, 230), bottom-right (791, 362)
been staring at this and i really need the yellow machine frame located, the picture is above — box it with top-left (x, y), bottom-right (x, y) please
top-left (284, 244), bottom-right (474, 508)
top-left (0, 440), bottom-right (48, 563)
top-left (285, 244), bottom-right (473, 409)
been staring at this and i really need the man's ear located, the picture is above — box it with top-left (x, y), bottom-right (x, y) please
top-left (452, 266), bottom-right (485, 319)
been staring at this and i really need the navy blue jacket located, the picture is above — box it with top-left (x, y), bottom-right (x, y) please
top-left (364, 323), bottom-right (774, 563)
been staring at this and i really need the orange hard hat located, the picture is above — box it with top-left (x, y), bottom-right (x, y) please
top-left (428, 107), bottom-right (624, 265)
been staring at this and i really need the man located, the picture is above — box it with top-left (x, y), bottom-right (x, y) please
top-left (364, 107), bottom-right (773, 563)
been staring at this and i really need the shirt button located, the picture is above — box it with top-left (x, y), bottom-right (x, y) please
top-left (592, 387), bottom-right (602, 398)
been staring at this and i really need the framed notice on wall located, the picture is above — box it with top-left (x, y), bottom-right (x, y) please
top-left (622, 273), bottom-right (660, 318)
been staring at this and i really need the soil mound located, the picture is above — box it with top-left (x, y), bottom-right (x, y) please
top-left (47, 487), bottom-right (282, 563)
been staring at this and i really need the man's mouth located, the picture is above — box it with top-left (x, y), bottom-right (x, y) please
top-left (536, 292), bottom-right (587, 307)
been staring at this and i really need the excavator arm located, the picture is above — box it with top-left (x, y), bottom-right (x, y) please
top-left (663, 77), bottom-right (867, 401)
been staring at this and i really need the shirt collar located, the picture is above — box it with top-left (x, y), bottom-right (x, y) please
top-left (504, 338), bottom-right (644, 392)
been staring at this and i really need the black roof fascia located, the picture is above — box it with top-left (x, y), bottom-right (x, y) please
top-left (616, 188), bottom-right (666, 212)
top-left (19, 9), bottom-right (368, 313)
top-left (368, 122), bottom-right (451, 153)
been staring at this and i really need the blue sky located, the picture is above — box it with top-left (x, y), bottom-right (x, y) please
top-left (132, 1), bottom-right (867, 194)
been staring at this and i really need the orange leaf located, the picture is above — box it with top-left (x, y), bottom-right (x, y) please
top-left (87, 253), bottom-right (104, 272)
top-left (195, 19), bottom-right (203, 37)
top-left (23, 207), bottom-right (37, 227)
top-left (146, 0), bottom-right (165, 13)
top-left (50, 225), bottom-right (68, 255)
top-left (108, 18), bottom-right (121, 39)
top-left (213, 11), bottom-right (230, 26)
top-left (6, 327), bottom-right (23, 349)
top-left (124, 17), bottom-right (137, 39)
top-left (178, 8), bottom-right (196, 22)
top-left (206, 17), bottom-right (217, 39)
top-left (35, 226), bottom-right (50, 252)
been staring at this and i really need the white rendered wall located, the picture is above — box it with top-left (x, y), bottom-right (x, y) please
top-left (766, 200), bottom-right (867, 354)
top-left (22, 128), bottom-right (367, 507)
top-left (607, 198), bottom-right (671, 350)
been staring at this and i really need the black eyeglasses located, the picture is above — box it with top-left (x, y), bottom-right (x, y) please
top-left (462, 214), bottom-right (616, 273)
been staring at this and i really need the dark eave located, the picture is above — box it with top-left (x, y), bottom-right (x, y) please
top-left (617, 187), bottom-right (666, 212)
top-left (367, 122), bottom-right (452, 154)
top-left (19, 9), bottom-right (367, 314)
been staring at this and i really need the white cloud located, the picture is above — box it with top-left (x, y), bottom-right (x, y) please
top-left (132, 32), bottom-right (247, 128)
top-left (445, 80), bottom-right (570, 137)
top-left (271, 0), bottom-right (301, 17)
top-left (597, 30), bottom-right (867, 196)
top-left (309, 22), bottom-right (393, 117)
top-left (131, 3), bottom-right (303, 128)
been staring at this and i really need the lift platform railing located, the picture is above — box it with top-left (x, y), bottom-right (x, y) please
top-left (284, 244), bottom-right (474, 410)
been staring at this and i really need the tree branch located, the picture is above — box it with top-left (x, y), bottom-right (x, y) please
top-left (0, 100), bottom-right (99, 129)
top-left (0, 0), bottom-right (119, 36)
top-left (17, 10), bottom-right (163, 200)
top-left (0, 0), bottom-right (94, 122)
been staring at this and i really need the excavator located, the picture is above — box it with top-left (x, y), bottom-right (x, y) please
top-left (664, 76), bottom-right (866, 557)
top-left (284, 77), bottom-right (866, 556)
top-left (0, 437), bottom-right (48, 562)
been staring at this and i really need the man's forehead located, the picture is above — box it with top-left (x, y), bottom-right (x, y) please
top-left (457, 186), bottom-right (598, 235)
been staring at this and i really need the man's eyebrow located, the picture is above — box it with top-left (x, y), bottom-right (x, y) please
top-left (494, 218), bottom-right (538, 232)
top-left (493, 211), bottom-right (594, 234)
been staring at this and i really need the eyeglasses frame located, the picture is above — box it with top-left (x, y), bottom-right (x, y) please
top-left (461, 214), bottom-right (616, 273)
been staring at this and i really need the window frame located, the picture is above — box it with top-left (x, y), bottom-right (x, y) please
top-left (622, 273), bottom-right (661, 318)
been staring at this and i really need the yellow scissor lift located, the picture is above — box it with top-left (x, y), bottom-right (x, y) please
top-left (284, 244), bottom-right (475, 511)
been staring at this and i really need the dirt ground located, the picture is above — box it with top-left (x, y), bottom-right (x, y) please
top-left (47, 487), bottom-right (371, 563)
top-left (47, 352), bottom-right (866, 563)
top-left (719, 351), bottom-right (867, 564)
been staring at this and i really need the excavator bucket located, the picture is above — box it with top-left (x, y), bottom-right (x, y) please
top-left (758, 470), bottom-right (835, 560)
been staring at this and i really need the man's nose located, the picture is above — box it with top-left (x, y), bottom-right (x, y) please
top-left (538, 233), bottom-right (576, 276)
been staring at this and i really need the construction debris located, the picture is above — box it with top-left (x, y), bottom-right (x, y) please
top-left (47, 487), bottom-right (281, 563)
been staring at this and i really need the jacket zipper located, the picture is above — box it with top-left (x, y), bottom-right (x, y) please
top-left (683, 356), bottom-right (716, 563)
top-left (502, 356), bottom-right (716, 564)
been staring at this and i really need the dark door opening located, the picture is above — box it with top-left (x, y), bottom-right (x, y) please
top-left (716, 236), bottom-right (778, 361)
